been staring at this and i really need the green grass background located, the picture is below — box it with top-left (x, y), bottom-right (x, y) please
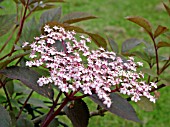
top-left (0, 0), bottom-right (170, 127)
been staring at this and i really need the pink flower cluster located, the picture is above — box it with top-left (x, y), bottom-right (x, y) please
top-left (23, 25), bottom-right (157, 108)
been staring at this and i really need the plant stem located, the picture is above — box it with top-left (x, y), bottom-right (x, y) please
top-left (0, 0), bottom-right (30, 61)
top-left (41, 98), bottom-right (69, 127)
top-left (16, 90), bottom-right (34, 119)
top-left (15, 56), bottom-right (23, 66)
top-left (159, 59), bottom-right (170, 74)
top-left (90, 109), bottom-right (107, 117)
top-left (25, 7), bottom-right (37, 19)
top-left (150, 84), bottom-right (166, 92)
top-left (111, 86), bottom-right (121, 92)
top-left (151, 37), bottom-right (159, 75)
top-left (0, 80), bottom-right (13, 110)
top-left (72, 94), bottom-right (88, 100)
top-left (9, 0), bottom-right (30, 56)
top-left (41, 91), bottom-right (62, 126)
top-left (0, 26), bottom-right (18, 53)
top-left (0, 51), bottom-right (30, 69)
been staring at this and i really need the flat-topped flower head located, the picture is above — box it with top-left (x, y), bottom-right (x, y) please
top-left (24, 25), bottom-right (157, 108)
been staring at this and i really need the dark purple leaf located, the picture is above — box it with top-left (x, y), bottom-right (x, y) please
top-left (28, 0), bottom-right (40, 5)
top-left (40, 6), bottom-right (62, 26)
top-left (158, 56), bottom-right (169, 61)
top-left (29, 0), bottom-right (65, 5)
top-left (144, 43), bottom-right (155, 57)
top-left (121, 38), bottom-right (143, 53)
top-left (64, 25), bottom-right (85, 33)
top-left (0, 14), bottom-right (16, 37)
top-left (126, 16), bottom-right (153, 38)
top-left (107, 37), bottom-right (119, 53)
top-left (43, 0), bottom-right (65, 3)
top-left (87, 33), bottom-right (107, 49)
top-left (163, 3), bottom-right (170, 16)
top-left (20, 0), bottom-right (26, 5)
top-left (6, 80), bottom-right (14, 97)
top-left (131, 51), bottom-right (151, 64)
top-left (34, 4), bottom-right (56, 11)
top-left (0, 66), bottom-right (54, 99)
top-left (28, 0), bottom-right (37, 4)
top-left (20, 17), bottom-right (40, 43)
top-left (154, 25), bottom-right (168, 38)
top-left (41, 21), bottom-right (86, 34)
top-left (64, 99), bottom-right (89, 127)
top-left (90, 93), bottom-right (141, 122)
top-left (157, 41), bottom-right (170, 48)
top-left (61, 12), bottom-right (97, 24)
top-left (19, 98), bottom-right (48, 109)
top-left (152, 56), bottom-right (169, 64)
top-left (140, 68), bottom-right (157, 77)
top-left (0, 105), bottom-right (12, 127)
top-left (31, 67), bottom-right (49, 77)
top-left (0, 51), bottom-right (30, 69)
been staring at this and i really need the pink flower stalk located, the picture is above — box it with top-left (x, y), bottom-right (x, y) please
top-left (23, 25), bottom-right (157, 108)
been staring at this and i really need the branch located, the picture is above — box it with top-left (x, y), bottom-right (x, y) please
top-left (16, 90), bottom-right (34, 119)
top-left (25, 6), bottom-right (37, 19)
top-left (41, 98), bottom-right (69, 127)
top-left (72, 94), bottom-right (88, 100)
top-left (90, 109), bottom-right (107, 117)
top-left (0, 51), bottom-right (30, 69)
top-left (150, 84), bottom-right (166, 92)
top-left (41, 90), bottom-right (62, 127)
top-left (0, 26), bottom-right (18, 53)
top-left (44, 109), bottom-right (108, 118)
top-left (0, 80), bottom-right (13, 110)
top-left (151, 37), bottom-right (159, 75)
top-left (9, 0), bottom-right (30, 56)
top-left (159, 59), bottom-right (170, 74)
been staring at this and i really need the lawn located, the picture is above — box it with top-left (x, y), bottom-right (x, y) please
top-left (0, 0), bottom-right (170, 127)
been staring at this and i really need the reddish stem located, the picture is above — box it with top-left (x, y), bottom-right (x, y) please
top-left (151, 37), bottom-right (159, 75)
top-left (41, 98), bottom-right (69, 127)
top-left (159, 59), bottom-right (170, 74)
top-left (9, 0), bottom-right (30, 56)
top-left (111, 88), bottom-right (119, 92)
top-left (16, 90), bottom-right (34, 119)
top-left (0, 26), bottom-right (18, 53)
top-left (150, 84), bottom-right (166, 92)
top-left (41, 91), bottom-right (62, 125)
top-left (0, 80), bottom-right (13, 110)
top-left (72, 94), bottom-right (88, 100)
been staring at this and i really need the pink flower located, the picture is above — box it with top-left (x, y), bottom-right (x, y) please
top-left (24, 25), bottom-right (157, 108)
top-left (131, 93), bottom-right (140, 102)
top-left (22, 42), bottom-right (29, 47)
